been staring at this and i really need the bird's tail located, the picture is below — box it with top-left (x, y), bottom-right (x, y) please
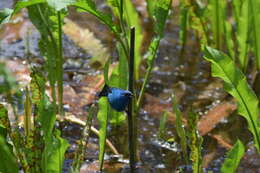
top-left (98, 84), bottom-right (111, 97)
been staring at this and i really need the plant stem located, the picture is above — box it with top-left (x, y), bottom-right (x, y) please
top-left (136, 37), bottom-right (160, 111)
top-left (57, 11), bottom-right (64, 115)
top-left (127, 27), bottom-right (136, 173)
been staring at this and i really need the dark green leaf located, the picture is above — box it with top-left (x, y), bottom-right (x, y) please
top-left (153, 0), bottom-right (172, 37)
top-left (0, 136), bottom-right (19, 173)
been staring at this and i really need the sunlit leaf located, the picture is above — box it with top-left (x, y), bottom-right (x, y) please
top-left (220, 140), bottom-right (245, 173)
top-left (42, 131), bottom-right (69, 173)
top-left (204, 46), bottom-right (260, 152)
top-left (13, 0), bottom-right (45, 14)
top-left (46, 0), bottom-right (75, 11)
top-left (97, 97), bottom-right (109, 171)
top-left (124, 0), bottom-right (143, 79)
top-left (0, 8), bottom-right (13, 25)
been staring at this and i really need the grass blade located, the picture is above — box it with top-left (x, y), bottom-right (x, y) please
top-left (249, 0), bottom-right (260, 69)
top-left (204, 46), bottom-right (260, 152)
top-left (172, 95), bottom-right (188, 163)
top-left (237, 0), bottom-right (249, 71)
top-left (220, 140), bottom-right (245, 173)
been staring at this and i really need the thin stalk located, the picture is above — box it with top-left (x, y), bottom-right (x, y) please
top-left (136, 37), bottom-right (160, 111)
top-left (127, 27), bottom-right (136, 173)
top-left (57, 11), bottom-right (64, 115)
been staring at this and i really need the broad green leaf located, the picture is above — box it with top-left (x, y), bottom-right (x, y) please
top-left (249, 0), bottom-right (260, 69)
top-left (13, 0), bottom-right (45, 14)
top-left (46, 0), bottom-right (75, 11)
top-left (237, 0), bottom-right (249, 71)
top-left (220, 140), bottom-right (245, 173)
top-left (0, 136), bottom-right (19, 173)
top-left (42, 131), bottom-right (69, 173)
top-left (204, 46), bottom-right (260, 152)
top-left (172, 95), bottom-right (188, 163)
top-left (97, 97), bottom-right (109, 171)
top-left (153, 0), bottom-right (172, 37)
top-left (72, 0), bottom-right (118, 34)
top-left (0, 8), bottom-right (13, 25)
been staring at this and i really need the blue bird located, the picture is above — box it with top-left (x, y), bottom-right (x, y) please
top-left (98, 84), bottom-right (133, 112)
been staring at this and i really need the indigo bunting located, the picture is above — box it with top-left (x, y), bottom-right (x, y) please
top-left (98, 84), bottom-right (133, 112)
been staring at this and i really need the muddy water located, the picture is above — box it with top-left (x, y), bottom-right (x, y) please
top-left (1, 1), bottom-right (260, 173)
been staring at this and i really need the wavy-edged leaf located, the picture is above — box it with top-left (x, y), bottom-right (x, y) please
top-left (204, 46), bottom-right (260, 152)
top-left (97, 97), bottom-right (109, 171)
top-left (220, 140), bottom-right (245, 173)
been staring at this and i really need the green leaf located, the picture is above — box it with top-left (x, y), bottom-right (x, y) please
top-left (0, 136), bottom-right (19, 173)
top-left (13, 0), bottom-right (45, 14)
top-left (237, 0), bottom-right (249, 71)
top-left (146, 0), bottom-right (156, 18)
top-left (208, 0), bottom-right (226, 49)
top-left (0, 8), bottom-right (13, 25)
top-left (220, 140), bottom-right (245, 173)
top-left (124, 0), bottom-right (143, 79)
top-left (46, 0), bottom-right (75, 11)
top-left (97, 97), bottom-right (109, 171)
top-left (72, 0), bottom-right (118, 34)
top-left (158, 112), bottom-right (168, 139)
top-left (204, 46), bottom-right (260, 152)
top-left (153, 0), bottom-right (172, 37)
top-left (187, 111), bottom-right (203, 173)
top-left (172, 95), bottom-right (188, 163)
top-left (42, 131), bottom-right (69, 173)
top-left (249, 0), bottom-right (260, 69)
